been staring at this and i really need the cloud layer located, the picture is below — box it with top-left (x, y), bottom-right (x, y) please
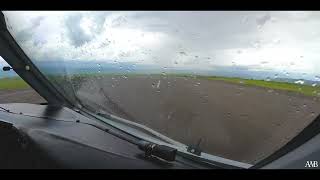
top-left (2, 11), bottom-right (320, 76)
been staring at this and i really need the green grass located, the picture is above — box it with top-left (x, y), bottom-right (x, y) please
top-left (1, 74), bottom-right (319, 97)
top-left (200, 76), bottom-right (320, 97)
top-left (0, 77), bottom-right (30, 90)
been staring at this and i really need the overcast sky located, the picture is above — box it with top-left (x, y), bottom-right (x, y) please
top-left (2, 11), bottom-right (320, 76)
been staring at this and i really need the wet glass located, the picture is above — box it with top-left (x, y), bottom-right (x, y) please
top-left (3, 11), bottom-right (320, 164)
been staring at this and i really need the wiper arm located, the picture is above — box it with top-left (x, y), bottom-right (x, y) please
top-left (73, 111), bottom-right (179, 162)
top-left (138, 141), bottom-right (177, 161)
top-left (75, 97), bottom-right (252, 168)
top-left (96, 110), bottom-right (186, 146)
top-left (73, 83), bottom-right (186, 147)
top-left (89, 121), bottom-right (178, 162)
top-left (93, 121), bottom-right (178, 162)
top-left (187, 138), bottom-right (203, 156)
top-left (81, 107), bottom-right (251, 168)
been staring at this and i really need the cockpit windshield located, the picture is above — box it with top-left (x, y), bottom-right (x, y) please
top-left (3, 11), bottom-right (320, 165)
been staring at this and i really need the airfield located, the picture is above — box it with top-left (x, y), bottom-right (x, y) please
top-left (1, 75), bottom-right (320, 164)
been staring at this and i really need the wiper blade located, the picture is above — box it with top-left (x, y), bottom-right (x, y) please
top-left (96, 110), bottom-right (186, 147)
top-left (71, 109), bottom-right (179, 162)
top-left (80, 107), bottom-right (252, 169)
top-left (74, 86), bottom-right (186, 147)
top-left (89, 119), bottom-right (178, 162)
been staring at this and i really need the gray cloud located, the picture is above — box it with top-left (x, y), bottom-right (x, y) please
top-left (64, 14), bottom-right (93, 47)
top-left (64, 12), bottom-right (111, 47)
top-left (3, 11), bottom-right (320, 74)
top-left (15, 16), bottom-right (44, 43)
top-left (126, 11), bottom-right (263, 51)
top-left (86, 11), bottom-right (110, 34)
top-left (256, 13), bottom-right (271, 27)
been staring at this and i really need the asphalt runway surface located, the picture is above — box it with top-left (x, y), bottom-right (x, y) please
top-left (1, 76), bottom-right (320, 164)
top-left (75, 75), bottom-right (320, 164)
top-left (0, 89), bottom-right (46, 104)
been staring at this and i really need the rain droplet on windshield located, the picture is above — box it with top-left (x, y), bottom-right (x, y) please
top-left (156, 80), bottom-right (161, 89)
top-left (253, 40), bottom-right (261, 49)
top-left (97, 63), bottom-right (101, 73)
top-left (241, 16), bottom-right (249, 24)
top-left (179, 51), bottom-right (187, 56)
top-left (122, 75), bottom-right (128, 79)
top-left (294, 80), bottom-right (304, 85)
top-left (257, 25), bottom-right (262, 30)
top-left (273, 39), bottom-right (281, 45)
top-left (268, 89), bottom-right (274, 93)
top-left (152, 82), bottom-right (156, 88)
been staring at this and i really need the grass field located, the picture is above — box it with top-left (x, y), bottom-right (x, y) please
top-left (200, 76), bottom-right (320, 97)
top-left (0, 77), bottom-right (30, 90)
top-left (1, 75), bottom-right (320, 97)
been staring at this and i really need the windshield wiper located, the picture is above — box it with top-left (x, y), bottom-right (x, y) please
top-left (75, 89), bottom-right (186, 147)
top-left (76, 111), bottom-right (178, 162)
top-left (78, 106), bottom-right (252, 169)
top-left (138, 141), bottom-right (177, 161)
top-left (89, 119), bottom-right (178, 162)
top-left (71, 86), bottom-right (251, 168)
